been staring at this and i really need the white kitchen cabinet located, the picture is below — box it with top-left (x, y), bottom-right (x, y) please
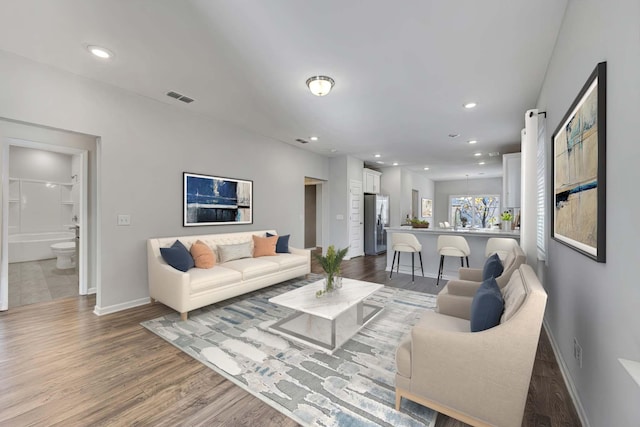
top-left (363, 168), bottom-right (382, 194)
top-left (502, 153), bottom-right (521, 208)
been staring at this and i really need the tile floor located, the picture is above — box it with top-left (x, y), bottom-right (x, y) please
top-left (8, 258), bottom-right (78, 308)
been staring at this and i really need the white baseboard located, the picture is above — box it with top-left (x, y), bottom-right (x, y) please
top-left (93, 296), bottom-right (150, 316)
top-left (542, 319), bottom-right (590, 427)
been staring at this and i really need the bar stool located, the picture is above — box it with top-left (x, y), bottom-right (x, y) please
top-left (390, 233), bottom-right (424, 282)
top-left (485, 237), bottom-right (518, 262)
top-left (436, 235), bottom-right (471, 286)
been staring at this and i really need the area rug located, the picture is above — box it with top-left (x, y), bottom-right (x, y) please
top-left (141, 274), bottom-right (438, 427)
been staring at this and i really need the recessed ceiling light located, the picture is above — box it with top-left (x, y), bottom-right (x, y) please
top-left (376, 161), bottom-right (385, 164)
top-left (468, 139), bottom-right (478, 144)
top-left (478, 161), bottom-right (486, 165)
top-left (392, 162), bottom-right (398, 166)
top-left (448, 133), bottom-right (460, 138)
top-left (310, 136), bottom-right (318, 141)
top-left (474, 152), bottom-right (482, 157)
top-left (374, 154), bottom-right (381, 158)
top-left (87, 45), bottom-right (113, 59)
top-left (330, 148), bottom-right (338, 153)
top-left (464, 102), bottom-right (477, 109)
top-left (423, 167), bottom-right (430, 171)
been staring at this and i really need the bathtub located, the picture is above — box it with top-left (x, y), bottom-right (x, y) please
top-left (8, 232), bottom-right (75, 263)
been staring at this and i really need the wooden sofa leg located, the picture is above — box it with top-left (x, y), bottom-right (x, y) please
top-left (180, 312), bottom-right (188, 321)
top-left (395, 389), bottom-right (402, 411)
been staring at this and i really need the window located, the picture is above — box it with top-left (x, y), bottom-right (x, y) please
top-left (449, 195), bottom-right (501, 228)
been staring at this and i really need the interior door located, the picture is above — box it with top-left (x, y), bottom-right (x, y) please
top-left (349, 180), bottom-right (364, 258)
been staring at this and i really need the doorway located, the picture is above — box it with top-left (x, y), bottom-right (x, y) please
top-left (1, 126), bottom-right (97, 312)
top-left (304, 177), bottom-right (325, 250)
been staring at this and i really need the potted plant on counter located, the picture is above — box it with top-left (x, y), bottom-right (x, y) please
top-left (314, 245), bottom-right (348, 297)
top-left (500, 210), bottom-right (513, 231)
top-left (410, 218), bottom-right (430, 229)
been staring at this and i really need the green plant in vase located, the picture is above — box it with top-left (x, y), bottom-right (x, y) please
top-left (314, 245), bottom-right (349, 297)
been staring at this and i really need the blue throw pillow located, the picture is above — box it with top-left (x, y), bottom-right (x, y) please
top-left (160, 240), bottom-right (194, 272)
top-left (266, 232), bottom-right (290, 253)
top-left (482, 253), bottom-right (504, 281)
top-left (470, 277), bottom-right (504, 332)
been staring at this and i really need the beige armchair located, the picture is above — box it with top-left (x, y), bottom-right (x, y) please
top-left (395, 264), bottom-right (547, 427)
top-left (436, 242), bottom-right (526, 319)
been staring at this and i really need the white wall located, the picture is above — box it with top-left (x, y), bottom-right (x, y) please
top-left (380, 167), bottom-right (435, 227)
top-left (9, 146), bottom-right (72, 182)
top-left (434, 177), bottom-right (502, 225)
top-left (0, 51), bottom-right (329, 312)
top-left (536, 1), bottom-right (640, 426)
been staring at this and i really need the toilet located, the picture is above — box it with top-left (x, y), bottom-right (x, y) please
top-left (51, 241), bottom-right (76, 269)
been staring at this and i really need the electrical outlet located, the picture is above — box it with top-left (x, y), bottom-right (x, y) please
top-left (573, 337), bottom-right (583, 368)
top-left (117, 214), bottom-right (131, 226)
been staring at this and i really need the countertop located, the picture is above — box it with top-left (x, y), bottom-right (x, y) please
top-left (385, 226), bottom-right (520, 238)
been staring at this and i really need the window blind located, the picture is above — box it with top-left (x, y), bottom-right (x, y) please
top-left (536, 118), bottom-right (546, 260)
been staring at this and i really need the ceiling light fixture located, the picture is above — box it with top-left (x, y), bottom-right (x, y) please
top-left (376, 161), bottom-right (385, 164)
top-left (464, 102), bottom-right (477, 109)
top-left (392, 162), bottom-right (399, 166)
top-left (468, 139), bottom-right (478, 144)
top-left (474, 152), bottom-right (482, 157)
top-left (87, 45), bottom-right (113, 59)
top-left (374, 154), bottom-right (381, 158)
top-left (423, 167), bottom-right (430, 171)
top-left (478, 161), bottom-right (486, 165)
top-left (310, 136), bottom-right (318, 141)
top-left (306, 75), bottom-right (335, 96)
top-left (330, 148), bottom-right (338, 153)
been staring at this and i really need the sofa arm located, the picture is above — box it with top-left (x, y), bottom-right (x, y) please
top-left (147, 241), bottom-right (191, 313)
top-left (436, 293), bottom-right (473, 320)
top-left (445, 279), bottom-right (483, 297)
top-left (458, 267), bottom-right (483, 281)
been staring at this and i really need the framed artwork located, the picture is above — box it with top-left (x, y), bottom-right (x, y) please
top-left (421, 198), bottom-right (433, 218)
top-left (183, 172), bottom-right (253, 226)
top-left (551, 62), bottom-right (606, 262)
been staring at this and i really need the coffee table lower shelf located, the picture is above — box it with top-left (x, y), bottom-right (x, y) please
top-left (269, 301), bottom-right (383, 354)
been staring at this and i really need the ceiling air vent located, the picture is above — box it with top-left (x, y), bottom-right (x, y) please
top-left (296, 138), bottom-right (309, 144)
top-left (166, 91), bottom-right (195, 104)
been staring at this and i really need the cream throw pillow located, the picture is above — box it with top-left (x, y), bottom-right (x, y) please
top-left (217, 242), bottom-right (252, 263)
top-left (500, 274), bottom-right (527, 323)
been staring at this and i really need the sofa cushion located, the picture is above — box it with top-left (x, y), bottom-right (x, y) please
top-left (261, 253), bottom-right (307, 269)
top-left (267, 232), bottom-right (290, 253)
top-left (217, 242), bottom-right (252, 263)
top-left (253, 235), bottom-right (277, 257)
top-left (189, 266), bottom-right (243, 294)
top-left (190, 240), bottom-right (216, 269)
top-left (221, 258), bottom-right (280, 280)
top-left (482, 253), bottom-right (504, 281)
top-left (160, 240), bottom-right (194, 272)
top-left (470, 277), bottom-right (504, 332)
top-left (500, 273), bottom-right (527, 323)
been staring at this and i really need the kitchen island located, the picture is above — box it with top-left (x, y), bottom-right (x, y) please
top-left (385, 227), bottom-right (520, 281)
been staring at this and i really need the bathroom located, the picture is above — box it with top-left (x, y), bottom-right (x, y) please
top-left (7, 146), bottom-right (81, 308)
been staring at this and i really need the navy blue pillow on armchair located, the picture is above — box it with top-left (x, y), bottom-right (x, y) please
top-left (482, 253), bottom-right (504, 281)
top-left (470, 277), bottom-right (504, 332)
top-left (266, 232), bottom-right (290, 253)
top-left (160, 240), bottom-right (194, 272)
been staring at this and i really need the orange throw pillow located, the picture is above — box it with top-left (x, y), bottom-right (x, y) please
top-left (253, 235), bottom-right (277, 257)
top-left (190, 240), bottom-right (216, 268)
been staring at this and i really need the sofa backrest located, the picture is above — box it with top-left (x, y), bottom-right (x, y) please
top-left (148, 230), bottom-right (277, 261)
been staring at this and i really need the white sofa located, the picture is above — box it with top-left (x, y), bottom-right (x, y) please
top-left (147, 230), bottom-right (310, 320)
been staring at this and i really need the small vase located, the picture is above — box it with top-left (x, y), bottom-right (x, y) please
top-left (502, 220), bottom-right (512, 231)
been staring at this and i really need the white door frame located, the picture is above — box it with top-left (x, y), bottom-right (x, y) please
top-left (1, 138), bottom-right (89, 310)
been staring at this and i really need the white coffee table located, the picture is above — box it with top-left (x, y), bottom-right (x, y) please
top-left (268, 278), bottom-right (384, 353)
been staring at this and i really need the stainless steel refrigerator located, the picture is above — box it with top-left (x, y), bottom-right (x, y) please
top-left (364, 194), bottom-right (389, 255)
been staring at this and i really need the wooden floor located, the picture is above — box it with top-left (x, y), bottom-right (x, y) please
top-left (0, 252), bottom-right (581, 426)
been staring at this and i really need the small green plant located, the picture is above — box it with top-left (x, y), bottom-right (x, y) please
top-left (314, 245), bottom-right (349, 297)
top-left (409, 218), bottom-right (430, 228)
top-left (501, 210), bottom-right (513, 221)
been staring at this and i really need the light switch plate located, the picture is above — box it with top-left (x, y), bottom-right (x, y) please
top-left (117, 214), bottom-right (131, 226)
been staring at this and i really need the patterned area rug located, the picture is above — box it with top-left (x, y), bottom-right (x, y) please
top-left (141, 274), bottom-right (438, 427)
